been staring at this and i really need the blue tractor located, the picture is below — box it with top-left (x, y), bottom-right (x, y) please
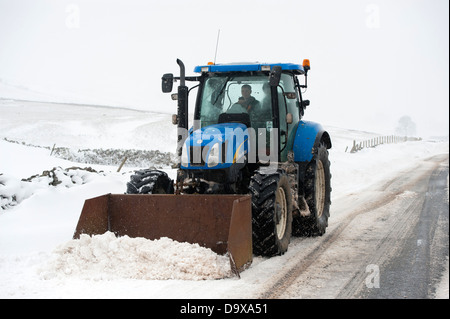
top-left (126, 59), bottom-right (332, 258)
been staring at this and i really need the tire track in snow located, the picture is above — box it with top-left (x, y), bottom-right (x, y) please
top-left (260, 155), bottom-right (447, 299)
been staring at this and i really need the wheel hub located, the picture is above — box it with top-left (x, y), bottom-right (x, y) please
top-left (315, 159), bottom-right (326, 218)
top-left (275, 187), bottom-right (287, 240)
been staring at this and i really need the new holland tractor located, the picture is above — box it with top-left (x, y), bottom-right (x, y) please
top-left (74, 59), bottom-right (331, 273)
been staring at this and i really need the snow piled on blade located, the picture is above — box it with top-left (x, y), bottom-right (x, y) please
top-left (39, 232), bottom-right (231, 281)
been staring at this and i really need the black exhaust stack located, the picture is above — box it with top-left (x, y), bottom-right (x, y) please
top-left (176, 59), bottom-right (188, 158)
top-left (161, 59), bottom-right (189, 160)
top-left (176, 59), bottom-right (188, 134)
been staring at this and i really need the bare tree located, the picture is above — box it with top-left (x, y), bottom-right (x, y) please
top-left (396, 115), bottom-right (417, 137)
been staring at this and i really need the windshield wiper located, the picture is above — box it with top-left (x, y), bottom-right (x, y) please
top-left (212, 76), bottom-right (232, 106)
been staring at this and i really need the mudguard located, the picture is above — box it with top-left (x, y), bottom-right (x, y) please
top-left (292, 120), bottom-right (331, 162)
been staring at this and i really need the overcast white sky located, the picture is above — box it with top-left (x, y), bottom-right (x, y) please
top-left (0, 0), bottom-right (448, 137)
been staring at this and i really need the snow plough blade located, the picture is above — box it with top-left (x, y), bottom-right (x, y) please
top-left (73, 194), bottom-right (253, 273)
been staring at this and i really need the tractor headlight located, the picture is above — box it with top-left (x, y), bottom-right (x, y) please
top-left (181, 142), bottom-right (188, 166)
top-left (207, 143), bottom-right (220, 167)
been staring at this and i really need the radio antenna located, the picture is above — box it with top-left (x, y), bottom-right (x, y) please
top-left (214, 29), bottom-right (220, 64)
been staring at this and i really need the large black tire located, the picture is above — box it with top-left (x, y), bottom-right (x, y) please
top-left (294, 143), bottom-right (331, 236)
top-left (126, 169), bottom-right (174, 194)
top-left (249, 170), bottom-right (293, 256)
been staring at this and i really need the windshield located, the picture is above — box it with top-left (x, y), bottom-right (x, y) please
top-left (196, 73), bottom-right (300, 161)
top-left (198, 75), bottom-right (272, 129)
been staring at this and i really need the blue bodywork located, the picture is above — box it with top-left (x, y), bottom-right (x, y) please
top-left (181, 123), bottom-right (249, 170)
top-left (293, 120), bottom-right (329, 162)
top-left (181, 120), bottom-right (330, 169)
top-left (194, 62), bottom-right (305, 74)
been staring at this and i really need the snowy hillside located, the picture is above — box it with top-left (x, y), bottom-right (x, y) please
top-left (0, 100), bottom-right (448, 299)
top-left (0, 78), bottom-right (127, 109)
top-left (0, 99), bottom-right (177, 153)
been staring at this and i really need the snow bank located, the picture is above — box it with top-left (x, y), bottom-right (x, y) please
top-left (1, 167), bottom-right (100, 209)
top-left (329, 138), bottom-right (450, 197)
top-left (39, 232), bottom-right (231, 281)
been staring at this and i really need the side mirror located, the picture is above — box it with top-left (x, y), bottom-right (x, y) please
top-left (162, 73), bottom-right (174, 93)
top-left (301, 100), bottom-right (310, 108)
top-left (269, 66), bottom-right (282, 87)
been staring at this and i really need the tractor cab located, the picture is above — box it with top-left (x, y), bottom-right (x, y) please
top-left (192, 62), bottom-right (310, 162)
top-left (162, 61), bottom-right (311, 171)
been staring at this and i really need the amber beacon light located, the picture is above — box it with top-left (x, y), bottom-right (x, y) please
top-left (302, 59), bottom-right (310, 71)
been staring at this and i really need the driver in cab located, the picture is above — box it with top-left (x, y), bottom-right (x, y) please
top-left (236, 84), bottom-right (260, 112)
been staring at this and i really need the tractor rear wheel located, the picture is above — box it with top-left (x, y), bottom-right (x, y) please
top-left (294, 143), bottom-right (331, 236)
top-left (126, 169), bottom-right (174, 194)
top-left (249, 170), bottom-right (293, 256)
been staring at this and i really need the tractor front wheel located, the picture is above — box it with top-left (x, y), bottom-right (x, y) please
top-left (249, 170), bottom-right (293, 256)
top-left (126, 169), bottom-right (174, 194)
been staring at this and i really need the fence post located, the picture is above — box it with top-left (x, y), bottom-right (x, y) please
top-left (351, 140), bottom-right (356, 153)
top-left (117, 157), bottom-right (128, 172)
top-left (50, 143), bottom-right (56, 156)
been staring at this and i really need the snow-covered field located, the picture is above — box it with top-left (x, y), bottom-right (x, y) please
top-left (0, 99), bottom-right (448, 299)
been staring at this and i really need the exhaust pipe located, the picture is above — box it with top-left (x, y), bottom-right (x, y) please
top-left (176, 59), bottom-right (188, 158)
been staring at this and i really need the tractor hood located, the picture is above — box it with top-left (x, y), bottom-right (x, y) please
top-left (181, 123), bottom-right (250, 170)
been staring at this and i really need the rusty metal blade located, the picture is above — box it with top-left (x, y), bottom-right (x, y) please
top-left (73, 194), bottom-right (253, 271)
top-left (73, 194), bottom-right (110, 236)
top-left (227, 196), bottom-right (252, 273)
